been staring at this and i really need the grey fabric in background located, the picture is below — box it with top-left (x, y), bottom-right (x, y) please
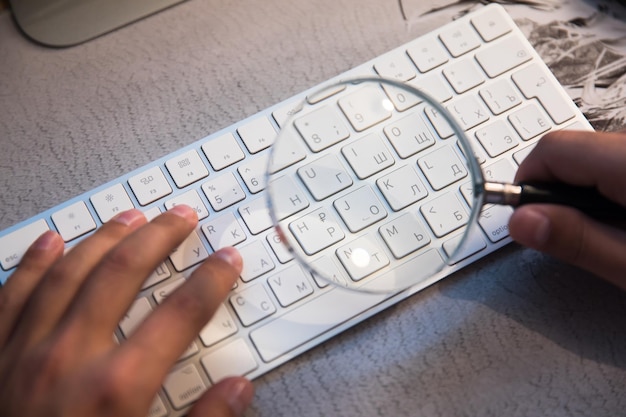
top-left (1, 1), bottom-right (625, 416)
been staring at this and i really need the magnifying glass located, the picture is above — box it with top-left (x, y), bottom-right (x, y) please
top-left (266, 76), bottom-right (623, 294)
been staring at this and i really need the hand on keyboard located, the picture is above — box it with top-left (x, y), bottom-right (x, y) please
top-left (0, 206), bottom-right (253, 417)
top-left (508, 130), bottom-right (626, 290)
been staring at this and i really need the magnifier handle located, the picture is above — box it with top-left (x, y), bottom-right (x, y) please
top-left (484, 181), bottom-right (625, 220)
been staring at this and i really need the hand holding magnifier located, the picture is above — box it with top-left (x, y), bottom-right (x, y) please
top-left (266, 77), bottom-right (624, 294)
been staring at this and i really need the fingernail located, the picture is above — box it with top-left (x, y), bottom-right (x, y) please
top-left (223, 379), bottom-right (254, 416)
top-left (214, 247), bottom-right (243, 271)
top-left (33, 230), bottom-right (61, 251)
top-left (168, 204), bottom-right (198, 224)
top-left (513, 207), bottom-right (551, 247)
top-left (110, 209), bottom-right (146, 227)
top-left (529, 209), bottom-right (550, 246)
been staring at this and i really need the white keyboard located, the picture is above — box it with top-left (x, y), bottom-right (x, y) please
top-left (0, 4), bottom-right (592, 416)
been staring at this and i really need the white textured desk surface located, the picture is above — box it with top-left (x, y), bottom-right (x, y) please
top-left (1, 1), bottom-right (625, 416)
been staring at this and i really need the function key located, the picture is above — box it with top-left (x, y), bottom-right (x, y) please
top-left (471, 5), bottom-right (513, 42)
top-left (91, 183), bottom-right (134, 223)
top-left (51, 201), bottom-right (97, 242)
top-left (165, 149), bottom-right (209, 188)
top-left (0, 219), bottom-right (49, 271)
top-left (439, 21), bottom-right (481, 57)
top-left (128, 166), bottom-right (173, 206)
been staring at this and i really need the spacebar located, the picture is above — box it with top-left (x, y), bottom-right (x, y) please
top-left (250, 287), bottom-right (389, 362)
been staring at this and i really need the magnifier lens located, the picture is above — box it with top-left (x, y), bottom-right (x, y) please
top-left (267, 77), bottom-right (484, 294)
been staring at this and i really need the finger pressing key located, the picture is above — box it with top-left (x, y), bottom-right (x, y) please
top-left (0, 231), bottom-right (64, 347)
top-left (63, 205), bottom-right (200, 341)
top-left (120, 247), bottom-right (242, 387)
top-left (7, 210), bottom-right (148, 352)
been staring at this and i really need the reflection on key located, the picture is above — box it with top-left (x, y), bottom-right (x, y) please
top-left (338, 84), bottom-right (393, 132)
top-left (336, 234), bottom-right (390, 281)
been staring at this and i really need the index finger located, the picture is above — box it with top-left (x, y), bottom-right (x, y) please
top-left (515, 130), bottom-right (626, 207)
top-left (117, 247), bottom-right (242, 389)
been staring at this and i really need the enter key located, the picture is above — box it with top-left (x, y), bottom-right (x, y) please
top-left (512, 63), bottom-right (576, 125)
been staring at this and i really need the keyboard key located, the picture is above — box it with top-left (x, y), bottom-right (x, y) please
top-left (338, 84), bottom-right (392, 131)
top-left (379, 212), bottom-right (431, 258)
top-left (482, 158), bottom-right (517, 183)
top-left (442, 227), bottom-right (487, 263)
top-left (237, 116), bottom-right (276, 154)
top-left (406, 36), bottom-right (449, 72)
top-left (147, 395), bottom-right (168, 417)
top-left (267, 127), bottom-right (307, 173)
top-left (266, 231), bottom-right (294, 264)
top-left (478, 204), bottom-right (513, 242)
top-left (267, 175), bottom-right (310, 220)
top-left (238, 154), bottom-right (267, 194)
top-left (141, 262), bottom-right (171, 290)
top-left (169, 230), bottom-right (209, 272)
top-left (470, 5), bottom-right (512, 41)
top-left (0, 219), bottom-right (50, 270)
top-left (377, 165), bottom-right (428, 211)
top-left (272, 100), bottom-right (301, 127)
top-left (165, 189), bottom-right (209, 220)
top-left (289, 207), bottom-right (345, 255)
top-left (513, 144), bottom-right (535, 165)
top-left (201, 172), bottom-right (246, 211)
top-left (475, 120), bottom-right (520, 157)
top-left (449, 95), bottom-right (490, 131)
top-left (128, 166), bottom-right (173, 206)
top-left (201, 338), bottom-right (258, 382)
top-left (238, 240), bottom-right (275, 282)
top-left (201, 212), bottom-right (247, 250)
top-left (479, 78), bottom-right (522, 115)
top-left (238, 196), bottom-right (273, 235)
top-left (512, 63), bottom-right (576, 125)
top-left (153, 277), bottom-right (185, 304)
top-left (294, 105), bottom-right (350, 152)
top-left (383, 112), bottom-right (436, 159)
top-left (333, 186), bottom-right (387, 233)
top-left (165, 149), bottom-right (209, 188)
top-left (163, 364), bottom-right (207, 410)
top-left (373, 50), bottom-right (417, 81)
top-left (439, 21), bottom-right (481, 57)
top-left (91, 183), bottom-right (135, 223)
top-left (418, 145), bottom-right (468, 191)
top-left (309, 256), bottom-right (349, 288)
top-left (336, 234), bottom-right (390, 281)
top-left (199, 304), bottom-right (238, 346)
top-left (421, 192), bottom-right (468, 237)
top-left (475, 36), bottom-right (532, 78)
top-left (297, 154), bottom-right (352, 201)
top-left (119, 297), bottom-right (152, 338)
top-left (508, 103), bottom-right (551, 140)
top-left (201, 132), bottom-right (245, 171)
top-left (342, 133), bottom-right (395, 179)
top-left (267, 263), bottom-right (315, 307)
top-left (230, 283), bottom-right (277, 326)
top-left (250, 286), bottom-right (388, 362)
top-left (443, 59), bottom-right (485, 94)
top-left (51, 201), bottom-right (97, 242)
top-left (408, 72), bottom-right (453, 103)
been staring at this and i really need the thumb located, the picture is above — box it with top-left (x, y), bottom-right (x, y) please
top-left (508, 204), bottom-right (626, 291)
